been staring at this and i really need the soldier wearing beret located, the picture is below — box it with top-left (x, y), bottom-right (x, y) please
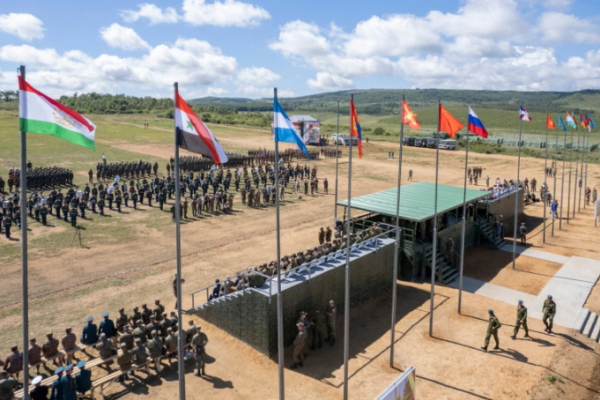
top-left (191, 325), bottom-right (209, 377)
top-left (291, 323), bottom-right (305, 370)
top-left (81, 316), bottom-right (98, 346)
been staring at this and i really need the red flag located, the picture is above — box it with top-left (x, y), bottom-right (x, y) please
top-left (546, 114), bottom-right (555, 129)
top-left (402, 100), bottom-right (421, 130)
top-left (349, 99), bottom-right (363, 159)
top-left (439, 104), bottom-right (464, 138)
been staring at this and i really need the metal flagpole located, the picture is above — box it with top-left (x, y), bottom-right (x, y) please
top-left (458, 107), bottom-right (470, 314)
top-left (578, 129), bottom-right (585, 212)
top-left (559, 123), bottom-right (567, 230)
top-left (19, 65), bottom-right (30, 400)
top-left (552, 118), bottom-right (559, 237)
top-left (583, 129), bottom-right (588, 209)
top-left (334, 101), bottom-right (340, 225)
top-left (512, 109), bottom-right (524, 270)
top-left (566, 125), bottom-right (574, 224)
top-left (574, 126), bottom-right (580, 217)
top-left (429, 101), bottom-right (441, 337)
top-left (273, 88), bottom-right (285, 400)
top-left (585, 128), bottom-right (590, 208)
top-left (390, 95), bottom-right (404, 367)
top-left (343, 95), bottom-right (354, 400)
top-left (543, 113), bottom-right (549, 244)
top-left (173, 82), bottom-right (186, 400)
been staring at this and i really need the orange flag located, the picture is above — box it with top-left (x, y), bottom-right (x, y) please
top-left (546, 114), bottom-right (555, 129)
top-left (439, 104), bottom-right (464, 138)
top-left (402, 99), bottom-right (421, 130)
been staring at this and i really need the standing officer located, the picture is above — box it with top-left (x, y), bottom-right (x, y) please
top-left (290, 323), bottom-right (305, 370)
top-left (191, 325), bottom-right (209, 377)
top-left (310, 309), bottom-right (326, 350)
top-left (318, 227), bottom-right (325, 245)
top-left (3, 215), bottom-right (11, 239)
top-left (60, 363), bottom-right (78, 400)
top-left (325, 300), bottom-right (337, 346)
top-left (542, 295), bottom-right (556, 334)
top-left (481, 309), bottom-right (501, 352)
top-left (40, 204), bottom-right (48, 226)
top-left (511, 300), bottom-right (529, 339)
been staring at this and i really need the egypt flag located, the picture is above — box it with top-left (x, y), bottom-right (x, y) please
top-left (19, 77), bottom-right (96, 150)
top-left (175, 91), bottom-right (228, 164)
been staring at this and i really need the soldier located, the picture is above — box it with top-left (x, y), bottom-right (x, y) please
top-left (0, 371), bottom-right (17, 399)
top-left (95, 333), bottom-right (116, 360)
top-left (146, 330), bottom-right (164, 373)
top-left (42, 332), bottom-right (60, 363)
top-left (408, 169), bottom-right (413, 181)
top-left (511, 300), bottom-right (529, 339)
top-left (318, 227), bottom-right (325, 245)
top-left (173, 275), bottom-right (185, 309)
top-left (81, 316), bottom-right (98, 346)
top-left (30, 375), bottom-right (48, 399)
top-left (28, 338), bottom-right (42, 375)
top-left (542, 295), bottom-right (556, 334)
top-left (115, 193), bottom-right (122, 212)
top-left (154, 299), bottom-right (165, 321)
top-left (191, 325), bottom-right (209, 377)
top-left (164, 328), bottom-right (178, 364)
top-left (133, 320), bottom-right (147, 345)
top-left (290, 323), bottom-right (305, 369)
top-left (61, 327), bottom-right (77, 365)
top-left (3, 345), bottom-right (23, 380)
top-left (69, 206), bottom-right (78, 227)
top-left (146, 315), bottom-right (158, 340)
top-left (141, 304), bottom-right (152, 324)
top-left (97, 197), bottom-right (105, 216)
top-left (325, 226), bottom-right (333, 243)
top-left (3, 215), bottom-right (11, 239)
top-left (147, 190), bottom-right (153, 207)
top-left (132, 192), bottom-right (138, 209)
top-left (132, 337), bottom-right (148, 369)
top-left (183, 198), bottom-right (189, 218)
top-left (88, 169), bottom-right (93, 183)
top-left (323, 177), bottom-right (328, 194)
top-left (99, 312), bottom-right (117, 344)
top-left (310, 309), bottom-right (327, 350)
top-left (120, 326), bottom-right (135, 351)
top-left (75, 360), bottom-right (92, 398)
top-left (519, 222), bottom-right (527, 244)
top-left (130, 307), bottom-right (142, 328)
top-left (159, 313), bottom-right (170, 338)
top-left (116, 308), bottom-right (128, 333)
top-left (40, 204), bottom-right (48, 226)
top-left (60, 363), bottom-right (78, 400)
top-left (325, 300), bottom-right (337, 346)
top-left (185, 320), bottom-right (197, 345)
top-left (117, 343), bottom-right (134, 382)
top-left (78, 199), bottom-right (86, 219)
top-left (50, 367), bottom-right (64, 400)
top-left (481, 309), bottom-right (501, 352)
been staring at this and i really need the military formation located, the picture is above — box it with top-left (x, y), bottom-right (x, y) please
top-left (320, 147), bottom-right (342, 159)
top-left (248, 148), bottom-right (321, 164)
top-left (467, 166), bottom-right (484, 185)
top-left (0, 298), bottom-right (212, 398)
top-left (480, 295), bottom-right (556, 352)
top-left (5, 166), bottom-right (74, 192)
top-left (95, 160), bottom-right (156, 182)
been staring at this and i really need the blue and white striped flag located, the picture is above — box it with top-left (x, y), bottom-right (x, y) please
top-left (273, 97), bottom-right (310, 159)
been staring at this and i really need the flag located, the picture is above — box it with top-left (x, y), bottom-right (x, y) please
top-left (18, 76), bottom-right (96, 150)
top-left (566, 112), bottom-right (577, 128)
top-left (546, 114), bottom-right (555, 129)
top-left (557, 114), bottom-right (568, 133)
top-left (588, 115), bottom-right (597, 130)
top-left (439, 104), bottom-right (464, 138)
top-left (467, 106), bottom-right (488, 138)
top-left (580, 114), bottom-right (589, 129)
top-left (175, 91), bottom-right (228, 164)
top-left (402, 100), bottom-right (421, 130)
top-left (273, 97), bottom-right (310, 159)
top-left (350, 99), bottom-right (363, 158)
top-left (519, 106), bottom-right (532, 121)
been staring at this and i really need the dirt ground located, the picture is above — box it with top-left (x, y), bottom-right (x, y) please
top-left (2, 122), bottom-right (600, 399)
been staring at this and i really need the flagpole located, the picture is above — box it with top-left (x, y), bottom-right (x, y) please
top-left (343, 95), bottom-right (354, 400)
top-left (429, 100), bottom-right (441, 337)
top-left (566, 124), bottom-right (574, 224)
top-left (560, 121), bottom-right (567, 230)
top-left (574, 126), bottom-right (581, 217)
top-left (173, 82), bottom-right (186, 400)
top-left (334, 101), bottom-right (340, 225)
top-left (390, 96), bottom-right (404, 367)
top-left (512, 108), bottom-right (524, 270)
top-left (543, 113), bottom-right (549, 244)
top-left (458, 107), bottom-right (470, 314)
top-left (584, 128), bottom-right (589, 209)
top-left (578, 129), bottom-right (584, 212)
top-left (552, 117), bottom-right (559, 237)
top-left (19, 64), bottom-right (30, 400)
top-left (273, 88), bottom-right (285, 400)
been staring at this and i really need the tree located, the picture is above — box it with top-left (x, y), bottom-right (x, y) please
top-left (373, 127), bottom-right (385, 136)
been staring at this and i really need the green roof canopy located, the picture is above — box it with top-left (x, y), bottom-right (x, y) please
top-left (337, 182), bottom-right (490, 223)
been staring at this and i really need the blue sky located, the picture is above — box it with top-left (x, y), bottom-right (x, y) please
top-left (0, 0), bottom-right (599, 98)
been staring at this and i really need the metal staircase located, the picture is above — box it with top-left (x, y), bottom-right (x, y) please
top-left (477, 218), bottom-right (506, 249)
top-left (424, 244), bottom-right (459, 285)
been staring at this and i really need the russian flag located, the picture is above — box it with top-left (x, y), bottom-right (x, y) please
top-left (468, 106), bottom-right (489, 138)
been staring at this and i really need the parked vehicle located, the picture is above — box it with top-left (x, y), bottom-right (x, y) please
top-left (426, 138), bottom-right (438, 148)
top-left (439, 139), bottom-right (458, 150)
top-left (403, 137), bottom-right (415, 146)
top-left (331, 134), bottom-right (358, 146)
top-left (414, 138), bottom-right (426, 147)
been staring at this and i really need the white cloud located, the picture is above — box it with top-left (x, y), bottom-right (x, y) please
top-left (269, 21), bottom-right (331, 57)
top-left (307, 72), bottom-right (354, 90)
top-left (538, 12), bottom-right (600, 44)
top-left (0, 13), bottom-right (44, 41)
top-left (237, 67), bottom-right (280, 86)
top-left (100, 24), bottom-right (151, 51)
top-left (121, 3), bottom-right (179, 24)
top-left (182, 0), bottom-right (270, 27)
top-left (0, 38), bottom-right (238, 96)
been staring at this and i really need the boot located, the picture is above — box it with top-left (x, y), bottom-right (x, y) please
top-left (298, 361), bottom-right (304, 368)
top-left (290, 363), bottom-right (298, 370)
top-left (493, 345), bottom-right (500, 350)
top-left (510, 335), bottom-right (516, 340)
top-left (480, 346), bottom-right (487, 352)
top-left (524, 333), bottom-right (529, 338)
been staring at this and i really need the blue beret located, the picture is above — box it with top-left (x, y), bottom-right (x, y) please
top-left (55, 367), bottom-right (64, 375)
top-left (518, 300), bottom-right (523, 303)
top-left (64, 364), bottom-right (73, 372)
top-left (488, 309), bottom-right (493, 313)
top-left (86, 316), bottom-right (93, 322)
top-left (547, 295), bottom-right (553, 298)
top-left (102, 312), bottom-right (109, 317)
top-left (77, 360), bottom-right (86, 368)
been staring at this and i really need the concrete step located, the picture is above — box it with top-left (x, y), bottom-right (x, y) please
top-left (590, 316), bottom-right (600, 342)
top-left (575, 308), bottom-right (591, 333)
top-left (584, 313), bottom-right (598, 338)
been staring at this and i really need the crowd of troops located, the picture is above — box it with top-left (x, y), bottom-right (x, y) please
top-left (467, 166), bottom-right (484, 185)
top-left (168, 154), bottom-right (253, 175)
top-left (3, 166), bottom-right (74, 192)
top-left (247, 148), bottom-right (321, 164)
top-left (320, 147), bottom-right (342, 158)
top-left (0, 298), bottom-right (211, 398)
top-left (94, 160), bottom-right (156, 182)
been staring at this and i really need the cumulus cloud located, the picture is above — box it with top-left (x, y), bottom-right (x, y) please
top-left (538, 12), bottom-right (600, 43)
top-left (307, 72), bottom-right (354, 90)
top-left (182, 0), bottom-right (270, 27)
top-left (0, 13), bottom-right (44, 41)
top-left (269, 21), bottom-right (331, 58)
top-left (100, 24), bottom-right (151, 51)
top-left (121, 3), bottom-right (178, 24)
top-left (0, 38), bottom-right (238, 95)
top-left (237, 67), bottom-right (280, 86)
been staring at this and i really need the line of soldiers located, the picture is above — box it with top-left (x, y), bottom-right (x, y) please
top-left (248, 148), bottom-right (321, 164)
top-left (3, 167), bottom-right (74, 192)
top-left (94, 160), bottom-right (156, 182)
top-left (1, 193), bottom-right (21, 238)
top-left (320, 147), bottom-right (342, 158)
top-left (292, 301), bottom-right (337, 369)
top-left (481, 295), bottom-right (557, 352)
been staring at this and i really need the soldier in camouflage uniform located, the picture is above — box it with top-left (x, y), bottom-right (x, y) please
top-left (28, 338), bottom-right (42, 375)
top-left (481, 309), bottom-right (501, 351)
top-left (291, 323), bottom-right (305, 369)
top-left (542, 295), bottom-right (556, 334)
top-left (42, 332), bottom-right (60, 364)
top-left (61, 327), bottom-right (77, 365)
top-left (511, 300), bottom-right (529, 339)
top-left (3, 345), bottom-right (23, 379)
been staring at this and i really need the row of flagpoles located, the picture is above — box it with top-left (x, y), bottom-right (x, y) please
top-left (15, 62), bottom-right (596, 399)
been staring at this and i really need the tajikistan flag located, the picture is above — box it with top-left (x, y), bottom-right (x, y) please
top-left (19, 77), bottom-right (96, 150)
top-left (175, 91), bottom-right (228, 164)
